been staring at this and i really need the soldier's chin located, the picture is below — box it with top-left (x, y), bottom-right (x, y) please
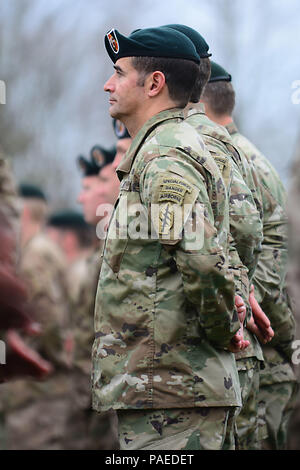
top-left (109, 105), bottom-right (121, 120)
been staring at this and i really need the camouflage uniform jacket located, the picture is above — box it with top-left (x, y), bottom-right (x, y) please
top-left (92, 108), bottom-right (242, 412)
top-left (227, 122), bottom-right (296, 385)
top-left (64, 243), bottom-right (103, 414)
top-left (68, 243), bottom-right (103, 376)
top-left (18, 232), bottom-right (71, 370)
top-left (1, 233), bottom-right (72, 412)
top-left (183, 104), bottom-right (263, 362)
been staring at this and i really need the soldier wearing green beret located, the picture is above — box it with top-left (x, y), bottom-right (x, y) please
top-left (60, 147), bottom-right (120, 450)
top-left (202, 61), bottom-right (297, 450)
top-left (91, 26), bottom-right (248, 451)
top-left (46, 210), bottom-right (95, 304)
top-left (163, 25), bottom-right (271, 450)
top-left (47, 211), bottom-right (94, 263)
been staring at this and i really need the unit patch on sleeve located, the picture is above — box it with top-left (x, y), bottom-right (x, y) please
top-left (158, 177), bottom-right (193, 206)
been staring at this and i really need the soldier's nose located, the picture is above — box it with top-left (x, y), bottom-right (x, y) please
top-left (104, 76), bottom-right (114, 92)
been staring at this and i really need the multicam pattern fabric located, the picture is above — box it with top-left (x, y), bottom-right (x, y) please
top-left (18, 233), bottom-right (71, 369)
top-left (69, 245), bottom-right (102, 376)
top-left (259, 380), bottom-right (298, 450)
top-left (227, 122), bottom-right (296, 367)
top-left (66, 243), bottom-right (119, 450)
top-left (183, 103), bottom-right (263, 363)
top-left (92, 108), bottom-right (241, 413)
top-left (117, 406), bottom-right (237, 450)
top-left (235, 357), bottom-right (262, 449)
top-left (227, 122), bottom-right (296, 449)
top-left (184, 104), bottom-right (263, 282)
top-left (1, 233), bottom-right (72, 449)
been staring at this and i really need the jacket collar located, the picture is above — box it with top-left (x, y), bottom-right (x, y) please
top-left (225, 121), bottom-right (239, 136)
top-left (116, 108), bottom-right (184, 180)
top-left (183, 101), bottom-right (206, 118)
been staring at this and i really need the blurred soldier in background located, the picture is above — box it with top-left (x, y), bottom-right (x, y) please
top-left (112, 118), bottom-right (132, 170)
top-left (77, 145), bottom-right (116, 226)
top-left (46, 210), bottom-right (95, 305)
top-left (47, 210), bottom-right (94, 264)
top-left (202, 64), bottom-right (297, 450)
top-left (0, 154), bottom-right (52, 448)
top-left (287, 136), bottom-right (300, 450)
top-left (64, 145), bottom-right (120, 450)
top-left (0, 151), bottom-right (20, 248)
top-left (2, 183), bottom-right (72, 450)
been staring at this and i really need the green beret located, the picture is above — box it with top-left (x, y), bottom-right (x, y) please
top-left (77, 145), bottom-right (116, 176)
top-left (162, 24), bottom-right (211, 58)
top-left (47, 210), bottom-right (89, 230)
top-left (104, 27), bottom-right (200, 64)
top-left (209, 61), bottom-right (231, 83)
top-left (112, 119), bottom-right (131, 139)
top-left (18, 183), bottom-right (47, 201)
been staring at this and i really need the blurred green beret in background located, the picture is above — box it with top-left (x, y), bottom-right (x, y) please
top-left (77, 145), bottom-right (116, 176)
top-left (47, 210), bottom-right (89, 229)
top-left (112, 119), bottom-right (130, 139)
top-left (209, 61), bottom-right (232, 83)
top-left (18, 183), bottom-right (47, 201)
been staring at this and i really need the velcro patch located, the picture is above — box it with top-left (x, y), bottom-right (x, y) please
top-left (159, 177), bottom-right (192, 206)
top-left (159, 203), bottom-right (174, 235)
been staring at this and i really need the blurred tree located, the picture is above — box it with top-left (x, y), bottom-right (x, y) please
top-left (1, 0), bottom-right (299, 208)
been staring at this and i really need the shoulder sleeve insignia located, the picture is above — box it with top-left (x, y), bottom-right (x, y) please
top-left (159, 202), bottom-right (174, 235)
top-left (158, 177), bottom-right (193, 206)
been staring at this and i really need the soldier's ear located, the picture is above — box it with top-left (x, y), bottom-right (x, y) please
top-left (147, 71), bottom-right (166, 98)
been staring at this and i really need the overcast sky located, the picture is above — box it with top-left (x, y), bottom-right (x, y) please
top-left (1, 0), bottom-right (300, 208)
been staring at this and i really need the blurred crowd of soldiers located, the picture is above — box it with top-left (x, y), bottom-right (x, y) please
top-left (0, 124), bottom-right (128, 449)
top-left (0, 23), bottom-right (300, 451)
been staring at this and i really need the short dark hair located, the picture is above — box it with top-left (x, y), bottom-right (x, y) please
top-left (190, 57), bottom-right (211, 103)
top-left (72, 225), bottom-right (95, 248)
top-left (131, 56), bottom-right (199, 108)
top-left (52, 224), bottom-right (95, 249)
top-left (202, 81), bottom-right (236, 117)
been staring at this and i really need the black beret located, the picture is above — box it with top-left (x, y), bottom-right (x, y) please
top-left (18, 183), bottom-right (47, 201)
top-left (162, 24), bottom-right (211, 58)
top-left (209, 61), bottom-right (232, 83)
top-left (47, 210), bottom-right (89, 230)
top-left (112, 119), bottom-right (131, 139)
top-left (77, 145), bottom-right (116, 176)
top-left (104, 27), bottom-right (200, 64)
